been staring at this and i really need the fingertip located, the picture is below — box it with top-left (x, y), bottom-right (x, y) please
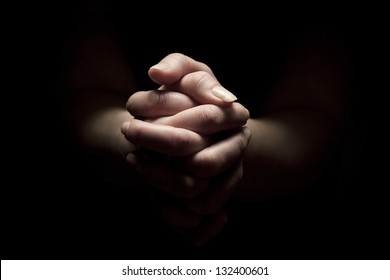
top-left (125, 153), bottom-right (137, 166)
top-left (243, 125), bottom-right (252, 139)
top-left (121, 121), bottom-right (130, 135)
top-left (211, 86), bottom-right (237, 103)
top-left (148, 63), bottom-right (175, 84)
top-left (149, 62), bottom-right (171, 72)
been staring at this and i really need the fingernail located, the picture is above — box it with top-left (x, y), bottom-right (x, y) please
top-left (150, 62), bottom-right (171, 71)
top-left (211, 86), bottom-right (237, 102)
top-left (121, 121), bottom-right (130, 135)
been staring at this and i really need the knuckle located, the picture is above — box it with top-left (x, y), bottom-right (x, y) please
top-left (150, 91), bottom-right (168, 113)
top-left (183, 71), bottom-right (214, 89)
top-left (167, 128), bottom-right (192, 156)
top-left (199, 105), bottom-right (221, 127)
top-left (168, 52), bottom-right (186, 62)
top-left (194, 71), bottom-right (215, 89)
top-left (192, 152), bottom-right (222, 178)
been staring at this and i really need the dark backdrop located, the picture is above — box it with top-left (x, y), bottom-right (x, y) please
top-left (3, 3), bottom-right (388, 260)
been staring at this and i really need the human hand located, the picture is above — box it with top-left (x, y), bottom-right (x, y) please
top-left (121, 53), bottom-right (251, 245)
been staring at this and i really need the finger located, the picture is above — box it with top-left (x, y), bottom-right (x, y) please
top-left (127, 90), bottom-right (198, 118)
top-left (121, 119), bottom-right (211, 156)
top-left (126, 152), bottom-right (209, 198)
top-left (184, 160), bottom-right (244, 215)
top-left (148, 103), bottom-right (250, 135)
top-left (164, 71), bottom-right (238, 105)
top-left (179, 126), bottom-right (251, 178)
top-left (148, 52), bottom-right (215, 85)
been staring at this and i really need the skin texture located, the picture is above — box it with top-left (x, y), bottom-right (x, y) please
top-left (61, 17), bottom-right (348, 246)
top-left (120, 54), bottom-right (251, 245)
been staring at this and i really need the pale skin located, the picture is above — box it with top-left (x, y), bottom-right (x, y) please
top-left (122, 55), bottom-right (252, 244)
top-left (62, 19), bottom-right (347, 246)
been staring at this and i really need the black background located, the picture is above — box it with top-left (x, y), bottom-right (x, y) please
top-left (3, 2), bottom-right (389, 260)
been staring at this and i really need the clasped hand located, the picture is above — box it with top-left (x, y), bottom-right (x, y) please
top-left (121, 53), bottom-right (251, 245)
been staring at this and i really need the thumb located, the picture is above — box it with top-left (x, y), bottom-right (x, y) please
top-left (148, 52), bottom-right (215, 85)
top-left (148, 53), bottom-right (237, 105)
